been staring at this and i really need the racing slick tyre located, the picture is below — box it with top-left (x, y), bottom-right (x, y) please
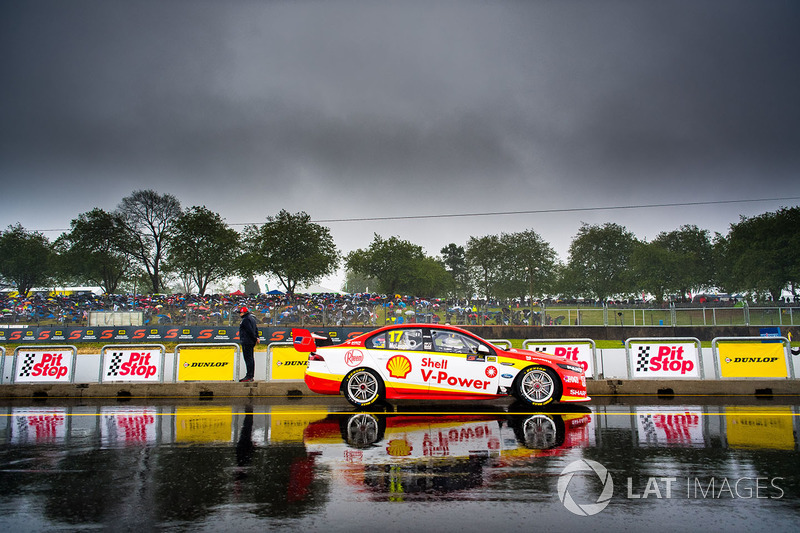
top-left (339, 413), bottom-right (386, 448)
top-left (513, 365), bottom-right (562, 406)
top-left (342, 368), bottom-right (385, 408)
top-left (511, 414), bottom-right (565, 450)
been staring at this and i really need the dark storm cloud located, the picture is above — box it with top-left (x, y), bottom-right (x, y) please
top-left (1, 0), bottom-right (799, 273)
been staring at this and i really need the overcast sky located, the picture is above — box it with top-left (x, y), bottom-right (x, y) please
top-left (2, 0), bottom-right (799, 291)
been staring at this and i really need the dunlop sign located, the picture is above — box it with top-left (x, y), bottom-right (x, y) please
top-left (717, 342), bottom-right (788, 379)
top-left (269, 344), bottom-right (309, 381)
top-left (177, 346), bottom-right (237, 381)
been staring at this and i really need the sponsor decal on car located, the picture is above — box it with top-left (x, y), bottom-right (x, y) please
top-left (386, 355), bottom-right (412, 379)
top-left (344, 349), bottom-right (364, 367)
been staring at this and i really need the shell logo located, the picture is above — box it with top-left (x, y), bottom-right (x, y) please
top-left (386, 355), bottom-right (412, 379)
top-left (386, 439), bottom-right (413, 456)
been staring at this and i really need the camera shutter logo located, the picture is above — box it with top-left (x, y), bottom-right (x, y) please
top-left (557, 459), bottom-right (614, 516)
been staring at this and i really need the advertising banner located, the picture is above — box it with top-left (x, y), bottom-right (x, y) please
top-left (177, 347), bottom-right (236, 381)
top-left (628, 341), bottom-right (701, 378)
top-left (12, 349), bottom-right (75, 383)
top-left (523, 342), bottom-right (595, 378)
top-left (269, 344), bottom-right (308, 380)
top-left (0, 325), bottom-right (365, 344)
top-left (718, 342), bottom-right (788, 378)
top-left (101, 348), bottom-right (163, 383)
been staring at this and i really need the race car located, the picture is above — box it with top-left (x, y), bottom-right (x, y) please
top-left (292, 324), bottom-right (590, 407)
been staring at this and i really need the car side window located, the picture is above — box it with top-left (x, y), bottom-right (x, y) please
top-left (366, 333), bottom-right (386, 349)
top-left (386, 329), bottom-right (424, 351)
top-left (431, 330), bottom-right (481, 355)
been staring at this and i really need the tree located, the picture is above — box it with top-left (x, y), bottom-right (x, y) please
top-left (56, 208), bottom-right (132, 294)
top-left (0, 224), bottom-right (55, 296)
top-left (117, 190), bottom-right (182, 294)
top-left (440, 243), bottom-right (470, 297)
top-left (630, 240), bottom-right (681, 303)
top-left (241, 210), bottom-right (339, 295)
top-left (723, 207), bottom-right (800, 301)
top-left (495, 230), bottom-right (558, 300)
top-left (167, 206), bottom-right (241, 295)
top-left (345, 234), bottom-right (425, 295)
top-left (651, 225), bottom-right (714, 300)
top-left (343, 269), bottom-right (378, 293)
top-left (465, 235), bottom-right (502, 299)
top-left (564, 222), bottom-right (638, 302)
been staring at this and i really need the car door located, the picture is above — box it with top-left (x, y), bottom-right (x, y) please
top-left (427, 328), bottom-right (500, 397)
top-left (366, 328), bottom-right (430, 394)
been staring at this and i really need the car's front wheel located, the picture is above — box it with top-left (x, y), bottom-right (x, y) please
top-left (342, 368), bottom-right (385, 407)
top-left (514, 365), bottom-right (562, 406)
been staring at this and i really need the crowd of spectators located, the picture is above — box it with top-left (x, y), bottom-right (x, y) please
top-left (3, 290), bottom-right (786, 328)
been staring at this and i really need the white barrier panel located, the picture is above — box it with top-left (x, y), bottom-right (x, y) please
top-left (11, 346), bottom-right (78, 384)
top-left (0, 346), bottom-right (5, 384)
top-left (100, 345), bottom-right (166, 383)
top-left (522, 339), bottom-right (596, 378)
top-left (625, 338), bottom-right (703, 379)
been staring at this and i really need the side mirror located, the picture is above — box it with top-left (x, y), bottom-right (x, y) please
top-left (477, 344), bottom-right (491, 355)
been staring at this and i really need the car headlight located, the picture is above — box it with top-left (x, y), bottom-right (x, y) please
top-left (557, 363), bottom-right (582, 373)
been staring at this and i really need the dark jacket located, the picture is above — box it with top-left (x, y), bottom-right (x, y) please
top-left (239, 312), bottom-right (259, 345)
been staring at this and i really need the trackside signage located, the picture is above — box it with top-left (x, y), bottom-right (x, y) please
top-left (627, 341), bottom-right (701, 378)
top-left (718, 342), bottom-right (788, 378)
top-left (101, 347), bottom-right (164, 383)
top-left (269, 344), bottom-right (308, 380)
top-left (523, 341), bottom-right (595, 378)
top-left (177, 347), bottom-right (236, 381)
top-left (12, 348), bottom-right (76, 383)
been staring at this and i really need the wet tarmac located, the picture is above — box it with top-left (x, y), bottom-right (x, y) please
top-left (0, 397), bottom-right (798, 532)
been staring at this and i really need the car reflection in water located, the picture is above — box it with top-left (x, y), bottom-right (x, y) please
top-left (303, 408), bottom-right (592, 500)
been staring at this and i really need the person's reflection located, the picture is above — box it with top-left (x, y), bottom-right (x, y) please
top-left (237, 405), bottom-right (255, 467)
top-left (234, 405), bottom-right (255, 497)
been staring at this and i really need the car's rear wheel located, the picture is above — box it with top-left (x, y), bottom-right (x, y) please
top-left (342, 368), bottom-right (385, 408)
top-left (514, 365), bottom-right (562, 406)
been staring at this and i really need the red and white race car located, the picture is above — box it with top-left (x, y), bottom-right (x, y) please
top-left (292, 324), bottom-right (590, 407)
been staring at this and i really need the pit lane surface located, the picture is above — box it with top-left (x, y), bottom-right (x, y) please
top-left (0, 397), bottom-right (798, 532)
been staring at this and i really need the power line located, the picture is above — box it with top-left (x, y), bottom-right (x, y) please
top-left (308, 196), bottom-right (800, 224)
top-left (27, 195), bottom-right (800, 232)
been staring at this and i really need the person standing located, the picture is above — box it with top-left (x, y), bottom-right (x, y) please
top-left (238, 307), bottom-right (259, 382)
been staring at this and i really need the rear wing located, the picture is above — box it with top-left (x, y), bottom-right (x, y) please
top-left (292, 328), bottom-right (334, 352)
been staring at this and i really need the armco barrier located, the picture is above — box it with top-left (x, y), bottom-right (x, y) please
top-left (624, 338), bottom-right (703, 380)
top-left (522, 338), bottom-right (598, 378)
top-left (174, 343), bottom-right (240, 383)
top-left (11, 345), bottom-right (78, 384)
top-left (99, 344), bottom-right (167, 384)
top-left (712, 336), bottom-right (794, 379)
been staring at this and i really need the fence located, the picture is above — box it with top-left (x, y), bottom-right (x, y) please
top-left (3, 299), bottom-right (798, 328)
